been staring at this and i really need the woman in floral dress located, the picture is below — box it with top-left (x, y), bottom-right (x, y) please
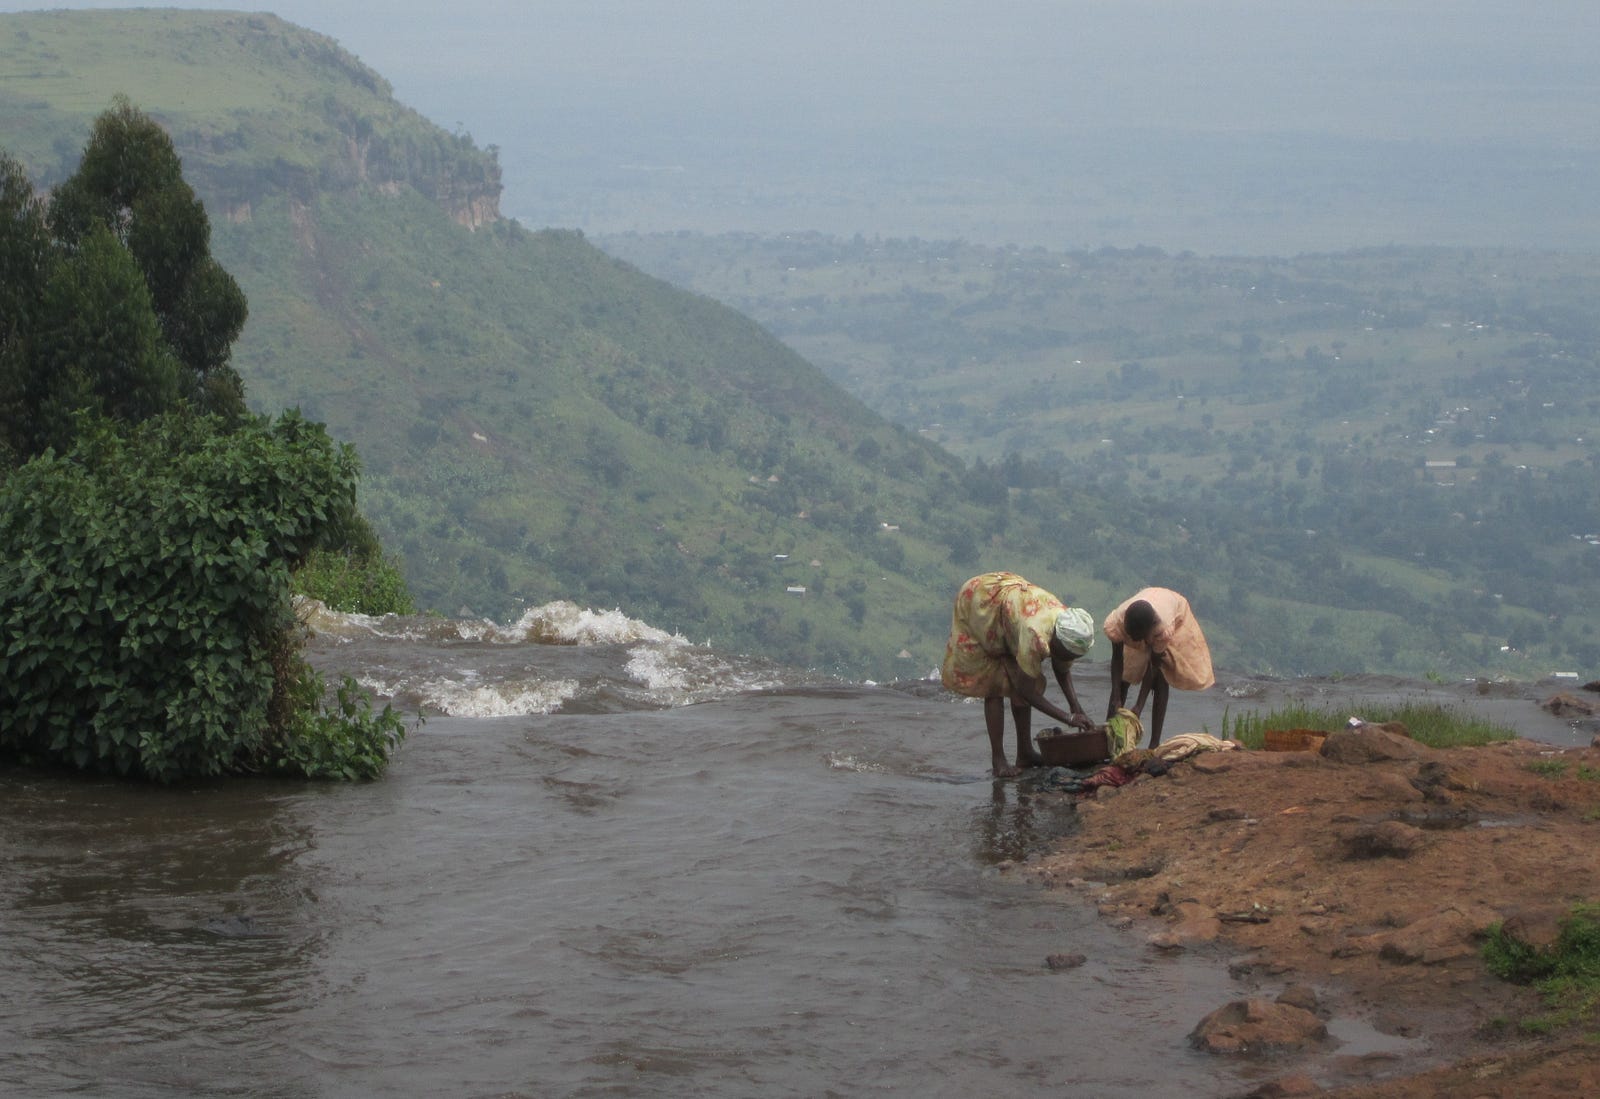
top-left (940, 572), bottom-right (1096, 777)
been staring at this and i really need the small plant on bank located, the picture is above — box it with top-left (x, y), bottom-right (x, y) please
top-left (268, 665), bottom-right (413, 781)
top-left (292, 495), bottom-right (416, 616)
top-left (293, 547), bottom-right (416, 616)
top-left (1483, 904), bottom-right (1600, 1033)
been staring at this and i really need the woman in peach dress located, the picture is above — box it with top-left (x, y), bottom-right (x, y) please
top-left (1102, 586), bottom-right (1214, 748)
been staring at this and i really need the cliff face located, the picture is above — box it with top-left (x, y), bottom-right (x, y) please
top-left (434, 180), bottom-right (502, 230)
top-left (346, 133), bottom-right (502, 229)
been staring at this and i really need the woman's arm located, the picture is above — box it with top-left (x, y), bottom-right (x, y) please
top-left (999, 653), bottom-right (1077, 726)
top-left (1130, 649), bottom-right (1164, 716)
top-left (1106, 641), bottom-right (1125, 718)
top-left (1050, 654), bottom-right (1093, 729)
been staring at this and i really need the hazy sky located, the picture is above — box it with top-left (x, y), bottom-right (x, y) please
top-left (8, 1), bottom-right (1597, 145)
top-left (6, 2), bottom-right (1599, 250)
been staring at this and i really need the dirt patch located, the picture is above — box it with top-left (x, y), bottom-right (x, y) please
top-left (1016, 733), bottom-right (1600, 1096)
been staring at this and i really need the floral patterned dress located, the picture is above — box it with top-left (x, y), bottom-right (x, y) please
top-left (940, 572), bottom-right (1067, 698)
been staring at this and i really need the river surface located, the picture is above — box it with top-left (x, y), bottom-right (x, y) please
top-left (2, 602), bottom-right (1591, 1098)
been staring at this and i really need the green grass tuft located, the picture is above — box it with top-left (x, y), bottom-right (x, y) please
top-left (1483, 904), bottom-right (1600, 1033)
top-left (1221, 702), bottom-right (1517, 750)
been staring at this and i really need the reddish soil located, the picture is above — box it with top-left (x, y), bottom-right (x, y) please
top-left (1017, 729), bottom-right (1600, 1097)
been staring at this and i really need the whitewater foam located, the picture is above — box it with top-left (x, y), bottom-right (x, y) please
top-left (299, 597), bottom-right (679, 648)
top-left (405, 675), bottom-right (581, 718)
top-left (480, 601), bottom-right (679, 646)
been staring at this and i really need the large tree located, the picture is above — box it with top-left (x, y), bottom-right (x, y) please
top-left (48, 96), bottom-right (248, 414)
top-left (0, 152), bottom-right (52, 460)
top-left (0, 176), bottom-right (183, 457)
top-left (0, 153), bottom-right (49, 345)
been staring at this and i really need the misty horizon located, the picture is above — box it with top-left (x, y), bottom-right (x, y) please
top-left (3, 1), bottom-right (1598, 253)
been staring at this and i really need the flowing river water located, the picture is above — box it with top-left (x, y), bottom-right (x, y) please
top-left (2, 602), bottom-right (1589, 1097)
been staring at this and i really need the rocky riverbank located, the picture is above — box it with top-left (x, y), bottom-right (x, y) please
top-left (1016, 723), bottom-right (1600, 1097)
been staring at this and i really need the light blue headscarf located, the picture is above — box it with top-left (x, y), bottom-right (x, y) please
top-left (1053, 606), bottom-right (1095, 657)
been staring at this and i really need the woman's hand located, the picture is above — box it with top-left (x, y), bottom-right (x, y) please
top-left (1067, 712), bottom-right (1095, 731)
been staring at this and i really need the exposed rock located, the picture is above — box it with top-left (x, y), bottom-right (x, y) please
top-left (1410, 759), bottom-right (1480, 796)
top-left (1044, 952), bottom-right (1087, 971)
top-left (1188, 997), bottom-right (1329, 1055)
top-left (1298, 915), bottom-right (1336, 937)
top-left (1320, 726), bottom-right (1431, 764)
top-left (1025, 730), bottom-right (1600, 1091)
top-left (1357, 769), bottom-right (1425, 802)
top-left (1342, 819), bottom-right (1427, 859)
top-left (1273, 751), bottom-right (1327, 769)
top-left (1228, 954), bottom-right (1293, 979)
top-left (1239, 1073), bottom-right (1322, 1097)
top-left (1365, 904), bottom-right (1501, 965)
top-left (1275, 984), bottom-right (1321, 1014)
top-left (1080, 857), bottom-right (1165, 883)
top-left (1541, 692), bottom-right (1596, 717)
top-left (1172, 901), bottom-right (1223, 940)
top-left (1495, 905), bottom-right (1568, 953)
top-left (1192, 752), bottom-right (1247, 774)
top-left (1392, 806), bottom-right (1476, 829)
top-left (1148, 897), bottom-right (1223, 949)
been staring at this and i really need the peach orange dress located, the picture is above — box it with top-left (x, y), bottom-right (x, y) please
top-left (1102, 587), bottom-right (1214, 691)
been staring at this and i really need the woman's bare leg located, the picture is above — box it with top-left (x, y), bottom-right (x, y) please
top-left (985, 696), bottom-right (1020, 776)
top-left (1011, 698), bottom-right (1044, 769)
top-left (1149, 673), bottom-right (1170, 748)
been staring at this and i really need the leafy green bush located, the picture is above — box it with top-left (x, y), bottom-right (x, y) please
top-left (267, 666), bottom-right (411, 781)
top-left (2, 99), bottom-right (413, 781)
top-left (0, 409), bottom-right (391, 781)
top-left (288, 469), bottom-right (416, 615)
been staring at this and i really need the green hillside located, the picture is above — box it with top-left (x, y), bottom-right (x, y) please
top-left (0, 9), bottom-right (1054, 678)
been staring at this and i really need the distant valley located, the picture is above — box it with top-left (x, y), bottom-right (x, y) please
top-left (602, 231), bottom-right (1600, 679)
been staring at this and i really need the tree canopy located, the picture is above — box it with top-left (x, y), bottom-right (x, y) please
top-left (1, 97), bottom-right (246, 462)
